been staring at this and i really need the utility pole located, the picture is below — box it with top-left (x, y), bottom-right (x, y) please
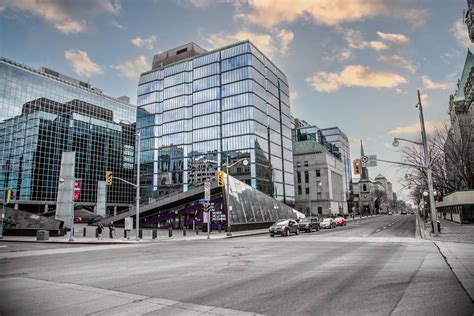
top-left (418, 90), bottom-right (439, 236)
top-left (136, 132), bottom-right (141, 241)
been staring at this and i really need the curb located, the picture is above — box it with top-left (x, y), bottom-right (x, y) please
top-left (0, 239), bottom-right (143, 245)
top-left (225, 231), bottom-right (268, 239)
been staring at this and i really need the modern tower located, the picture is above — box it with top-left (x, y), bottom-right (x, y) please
top-left (137, 41), bottom-right (294, 204)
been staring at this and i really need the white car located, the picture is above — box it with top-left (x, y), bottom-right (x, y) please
top-left (320, 218), bottom-right (336, 229)
top-left (388, 211), bottom-right (393, 215)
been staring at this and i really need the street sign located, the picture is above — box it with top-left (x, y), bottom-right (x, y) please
top-left (203, 212), bottom-right (210, 223)
top-left (361, 155), bottom-right (377, 167)
top-left (198, 199), bottom-right (209, 204)
top-left (204, 181), bottom-right (210, 201)
top-left (124, 217), bottom-right (133, 230)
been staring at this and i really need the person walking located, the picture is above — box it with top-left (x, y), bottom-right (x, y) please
top-left (108, 221), bottom-right (115, 239)
top-left (97, 223), bottom-right (104, 240)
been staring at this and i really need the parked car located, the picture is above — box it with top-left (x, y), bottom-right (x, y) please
top-left (74, 216), bottom-right (82, 223)
top-left (269, 219), bottom-right (300, 237)
top-left (335, 217), bottom-right (346, 226)
top-left (298, 218), bottom-right (320, 232)
top-left (320, 218), bottom-right (336, 229)
top-left (401, 210), bottom-right (408, 215)
top-left (388, 211), bottom-right (393, 215)
top-left (87, 216), bottom-right (103, 225)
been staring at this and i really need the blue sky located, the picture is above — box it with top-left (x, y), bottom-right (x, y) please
top-left (0, 0), bottom-right (471, 200)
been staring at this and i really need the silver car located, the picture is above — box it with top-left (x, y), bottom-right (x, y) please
top-left (320, 218), bottom-right (336, 229)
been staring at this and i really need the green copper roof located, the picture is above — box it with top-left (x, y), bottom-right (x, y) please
top-left (453, 49), bottom-right (474, 102)
top-left (292, 140), bottom-right (325, 155)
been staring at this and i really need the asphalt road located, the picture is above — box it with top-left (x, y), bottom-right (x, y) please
top-left (0, 215), bottom-right (472, 315)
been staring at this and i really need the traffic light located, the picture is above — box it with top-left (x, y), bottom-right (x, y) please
top-left (436, 191), bottom-right (443, 202)
top-left (217, 170), bottom-right (225, 187)
top-left (353, 159), bottom-right (361, 175)
top-left (105, 171), bottom-right (113, 186)
top-left (202, 203), bottom-right (209, 212)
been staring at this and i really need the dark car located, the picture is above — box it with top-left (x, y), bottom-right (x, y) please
top-left (87, 216), bottom-right (103, 225)
top-left (298, 218), bottom-right (320, 232)
top-left (269, 219), bottom-right (299, 237)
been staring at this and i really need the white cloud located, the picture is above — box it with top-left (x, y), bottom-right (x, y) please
top-left (132, 35), bottom-right (157, 50)
top-left (421, 75), bottom-right (450, 90)
top-left (376, 32), bottom-right (410, 46)
top-left (420, 93), bottom-right (429, 107)
top-left (306, 65), bottom-right (406, 93)
top-left (378, 55), bottom-right (416, 73)
top-left (277, 29), bottom-right (294, 56)
top-left (345, 29), bottom-right (409, 52)
top-left (64, 50), bottom-right (103, 78)
top-left (112, 56), bottom-right (150, 81)
top-left (205, 29), bottom-right (294, 58)
top-left (388, 121), bottom-right (444, 136)
top-left (236, 0), bottom-right (427, 28)
top-left (1, 0), bottom-right (120, 34)
top-left (451, 19), bottom-right (472, 48)
top-left (111, 20), bottom-right (126, 29)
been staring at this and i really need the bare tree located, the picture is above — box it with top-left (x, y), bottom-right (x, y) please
top-left (398, 123), bottom-right (473, 196)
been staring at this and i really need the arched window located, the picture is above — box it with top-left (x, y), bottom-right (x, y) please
top-left (363, 184), bottom-right (367, 192)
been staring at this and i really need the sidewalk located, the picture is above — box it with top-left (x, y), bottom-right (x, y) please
top-left (417, 216), bottom-right (474, 244)
top-left (0, 226), bottom-right (269, 244)
top-left (435, 241), bottom-right (474, 302)
top-left (416, 214), bottom-right (474, 302)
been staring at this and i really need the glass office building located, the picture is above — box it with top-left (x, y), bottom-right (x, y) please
top-left (137, 41), bottom-right (294, 204)
top-left (0, 57), bottom-right (136, 213)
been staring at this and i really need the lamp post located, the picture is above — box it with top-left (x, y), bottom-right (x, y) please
top-left (223, 156), bottom-right (249, 236)
top-left (392, 89), bottom-right (438, 236)
top-left (308, 181), bottom-right (322, 220)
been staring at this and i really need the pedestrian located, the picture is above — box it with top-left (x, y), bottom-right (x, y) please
top-left (108, 221), bottom-right (115, 238)
top-left (97, 223), bottom-right (104, 240)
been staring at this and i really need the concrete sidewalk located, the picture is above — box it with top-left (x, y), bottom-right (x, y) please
top-left (435, 241), bottom-right (474, 302)
top-left (417, 215), bottom-right (474, 243)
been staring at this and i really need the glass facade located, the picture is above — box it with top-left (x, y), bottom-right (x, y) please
top-left (0, 58), bottom-right (136, 212)
top-left (137, 41), bottom-right (294, 203)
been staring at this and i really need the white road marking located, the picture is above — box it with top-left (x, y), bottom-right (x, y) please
top-left (0, 244), bottom-right (138, 259)
top-left (376, 229), bottom-right (381, 232)
top-left (383, 226), bottom-right (387, 229)
top-left (0, 246), bottom-right (8, 248)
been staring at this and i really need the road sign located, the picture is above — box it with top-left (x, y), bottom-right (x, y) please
top-left (198, 199), bottom-right (209, 204)
top-left (203, 212), bottom-right (210, 223)
top-left (124, 217), bottom-right (133, 230)
top-left (361, 155), bottom-right (378, 167)
top-left (204, 181), bottom-right (210, 201)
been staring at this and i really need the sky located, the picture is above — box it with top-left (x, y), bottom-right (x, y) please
top-left (0, 0), bottom-right (472, 200)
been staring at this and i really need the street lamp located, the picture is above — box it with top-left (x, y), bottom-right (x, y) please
top-left (392, 89), bottom-right (439, 236)
top-left (308, 181), bottom-right (322, 220)
top-left (223, 156), bottom-right (249, 236)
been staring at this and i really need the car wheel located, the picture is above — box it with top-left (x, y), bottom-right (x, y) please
top-left (295, 228), bottom-right (299, 235)
top-left (285, 229), bottom-right (290, 237)
top-left (270, 234), bottom-right (274, 237)
top-left (316, 226), bottom-right (319, 231)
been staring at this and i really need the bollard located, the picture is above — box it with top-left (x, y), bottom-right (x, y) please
top-left (152, 229), bottom-right (157, 239)
top-left (196, 227), bottom-right (199, 235)
top-left (218, 224), bottom-right (221, 233)
top-left (83, 227), bottom-right (87, 237)
top-left (95, 227), bottom-right (99, 238)
top-left (139, 229), bottom-right (143, 239)
top-left (168, 227), bottom-right (172, 238)
top-left (183, 227), bottom-right (186, 236)
top-left (124, 230), bottom-right (128, 239)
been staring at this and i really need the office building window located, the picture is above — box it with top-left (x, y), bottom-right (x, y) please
top-left (318, 207), bottom-right (322, 214)
top-left (304, 171), bottom-right (309, 183)
top-left (296, 161), bottom-right (301, 167)
top-left (304, 161), bottom-right (308, 166)
top-left (305, 187), bottom-right (310, 195)
top-left (297, 171), bottom-right (301, 183)
top-left (298, 185), bottom-right (302, 195)
top-left (316, 169), bottom-right (321, 177)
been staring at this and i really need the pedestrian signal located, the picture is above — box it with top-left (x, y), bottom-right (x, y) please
top-left (353, 159), bottom-right (361, 175)
top-left (105, 171), bottom-right (113, 185)
top-left (217, 170), bottom-right (225, 187)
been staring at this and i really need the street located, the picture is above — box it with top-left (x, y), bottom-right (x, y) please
top-left (0, 215), bottom-right (472, 315)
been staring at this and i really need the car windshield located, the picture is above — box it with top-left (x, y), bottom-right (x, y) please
top-left (300, 218), bottom-right (310, 223)
top-left (322, 219), bottom-right (331, 223)
top-left (275, 220), bottom-right (288, 225)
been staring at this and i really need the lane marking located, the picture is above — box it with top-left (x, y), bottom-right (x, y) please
top-left (0, 244), bottom-right (138, 259)
top-left (0, 246), bottom-right (8, 248)
top-left (383, 226), bottom-right (387, 229)
top-left (376, 229), bottom-right (381, 232)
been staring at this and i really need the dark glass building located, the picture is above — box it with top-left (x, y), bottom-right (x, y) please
top-left (137, 41), bottom-right (294, 204)
top-left (0, 58), bottom-right (136, 213)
